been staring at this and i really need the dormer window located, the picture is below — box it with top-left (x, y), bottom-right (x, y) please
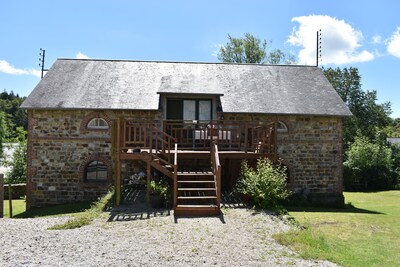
top-left (87, 118), bottom-right (109, 130)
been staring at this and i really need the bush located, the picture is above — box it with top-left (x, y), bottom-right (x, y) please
top-left (236, 158), bottom-right (290, 210)
top-left (344, 135), bottom-right (394, 191)
top-left (5, 141), bottom-right (26, 184)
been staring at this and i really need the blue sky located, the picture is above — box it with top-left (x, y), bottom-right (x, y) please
top-left (1, 1), bottom-right (400, 117)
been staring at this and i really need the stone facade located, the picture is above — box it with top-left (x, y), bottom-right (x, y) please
top-left (27, 109), bottom-right (344, 208)
top-left (225, 113), bottom-right (344, 206)
top-left (27, 109), bottom-right (160, 208)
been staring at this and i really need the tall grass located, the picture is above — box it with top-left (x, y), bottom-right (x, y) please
top-left (49, 188), bottom-right (114, 230)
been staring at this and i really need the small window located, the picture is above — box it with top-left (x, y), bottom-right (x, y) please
top-left (87, 118), bottom-right (108, 129)
top-left (277, 121), bottom-right (288, 133)
top-left (85, 161), bottom-right (108, 181)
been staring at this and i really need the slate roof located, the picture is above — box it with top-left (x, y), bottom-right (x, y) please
top-left (21, 59), bottom-right (352, 116)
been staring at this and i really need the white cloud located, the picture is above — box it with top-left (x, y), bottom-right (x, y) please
top-left (372, 35), bottom-right (382, 44)
top-left (0, 60), bottom-right (41, 77)
top-left (387, 27), bottom-right (400, 58)
top-left (287, 15), bottom-right (374, 65)
top-left (0, 60), bottom-right (29, 75)
top-left (29, 68), bottom-right (42, 78)
top-left (76, 52), bottom-right (90, 59)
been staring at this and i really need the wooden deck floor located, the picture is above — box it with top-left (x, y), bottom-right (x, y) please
top-left (119, 148), bottom-right (275, 160)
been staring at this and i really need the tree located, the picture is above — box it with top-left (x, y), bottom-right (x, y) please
top-left (344, 134), bottom-right (394, 190)
top-left (5, 127), bottom-right (27, 184)
top-left (323, 67), bottom-right (392, 145)
top-left (218, 33), bottom-right (294, 64)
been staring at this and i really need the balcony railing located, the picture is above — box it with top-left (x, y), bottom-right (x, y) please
top-left (119, 119), bottom-right (277, 154)
top-left (163, 120), bottom-right (276, 154)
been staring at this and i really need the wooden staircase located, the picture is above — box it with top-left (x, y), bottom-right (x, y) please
top-left (174, 171), bottom-right (219, 216)
top-left (149, 143), bottom-right (221, 216)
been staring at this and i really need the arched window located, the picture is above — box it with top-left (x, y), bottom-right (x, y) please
top-left (85, 160), bottom-right (108, 181)
top-left (277, 121), bottom-right (288, 133)
top-left (87, 118), bottom-right (109, 129)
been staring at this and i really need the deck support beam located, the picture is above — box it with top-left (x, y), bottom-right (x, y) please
top-left (115, 118), bottom-right (121, 205)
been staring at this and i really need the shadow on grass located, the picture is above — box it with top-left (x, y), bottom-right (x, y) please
top-left (284, 202), bottom-right (384, 215)
top-left (15, 201), bottom-right (92, 218)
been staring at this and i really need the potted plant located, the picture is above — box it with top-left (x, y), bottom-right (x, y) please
top-left (149, 180), bottom-right (170, 208)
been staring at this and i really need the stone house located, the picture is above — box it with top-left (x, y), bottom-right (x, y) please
top-left (21, 59), bottom-right (351, 215)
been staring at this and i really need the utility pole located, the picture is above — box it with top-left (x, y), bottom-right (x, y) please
top-left (316, 30), bottom-right (322, 67)
top-left (39, 48), bottom-right (48, 79)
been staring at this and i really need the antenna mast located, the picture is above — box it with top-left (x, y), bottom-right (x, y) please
top-left (39, 48), bottom-right (48, 79)
top-left (316, 30), bottom-right (322, 67)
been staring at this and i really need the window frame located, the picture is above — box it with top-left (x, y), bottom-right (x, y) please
top-left (277, 121), bottom-right (288, 133)
top-left (84, 160), bottom-right (108, 182)
top-left (166, 98), bottom-right (213, 121)
top-left (87, 118), bottom-right (109, 130)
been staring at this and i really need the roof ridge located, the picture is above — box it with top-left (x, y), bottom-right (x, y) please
top-left (57, 58), bottom-right (316, 68)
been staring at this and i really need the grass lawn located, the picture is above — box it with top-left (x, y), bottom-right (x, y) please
top-left (274, 191), bottom-right (400, 267)
top-left (3, 199), bottom-right (26, 217)
top-left (2, 199), bottom-right (91, 218)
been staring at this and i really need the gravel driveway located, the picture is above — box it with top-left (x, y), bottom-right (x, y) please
top-left (0, 206), bottom-right (337, 267)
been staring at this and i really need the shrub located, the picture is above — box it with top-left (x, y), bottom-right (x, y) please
top-left (344, 135), bottom-right (394, 191)
top-left (236, 158), bottom-right (290, 210)
top-left (5, 141), bottom-right (26, 184)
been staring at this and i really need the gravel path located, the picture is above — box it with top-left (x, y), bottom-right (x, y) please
top-left (0, 208), bottom-right (338, 267)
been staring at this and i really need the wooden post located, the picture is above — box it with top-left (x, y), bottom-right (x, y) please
top-left (0, 174), bottom-right (3, 218)
top-left (8, 180), bottom-right (12, 218)
top-left (146, 156), bottom-right (151, 206)
top-left (115, 118), bottom-right (121, 206)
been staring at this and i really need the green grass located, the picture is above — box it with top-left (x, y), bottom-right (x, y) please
top-left (3, 199), bottom-right (94, 218)
top-left (3, 199), bottom-right (26, 217)
top-left (48, 188), bottom-right (114, 230)
top-left (274, 191), bottom-right (400, 267)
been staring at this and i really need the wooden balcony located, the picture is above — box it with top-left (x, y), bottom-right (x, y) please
top-left (113, 119), bottom-right (278, 215)
top-left (117, 119), bottom-right (277, 155)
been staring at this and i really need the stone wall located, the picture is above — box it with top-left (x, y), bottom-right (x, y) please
top-left (224, 113), bottom-right (344, 206)
top-left (27, 109), bottom-right (344, 207)
top-left (27, 109), bottom-right (161, 208)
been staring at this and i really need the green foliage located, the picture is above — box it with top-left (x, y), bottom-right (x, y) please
top-left (150, 179), bottom-right (171, 201)
top-left (323, 67), bottom-right (392, 146)
top-left (218, 33), bottom-right (295, 64)
top-left (0, 90), bottom-right (27, 141)
top-left (5, 137), bottom-right (27, 184)
top-left (382, 118), bottom-right (400, 138)
top-left (344, 135), bottom-right (395, 190)
top-left (236, 158), bottom-right (289, 210)
top-left (48, 188), bottom-right (114, 230)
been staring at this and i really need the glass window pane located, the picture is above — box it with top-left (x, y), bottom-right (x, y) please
top-left (85, 161), bottom-right (107, 181)
top-left (199, 100), bottom-right (211, 121)
top-left (183, 100), bottom-right (196, 121)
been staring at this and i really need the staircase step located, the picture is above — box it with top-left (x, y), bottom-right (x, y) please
top-left (176, 204), bottom-right (218, 208)
top-left (177, 180), bottom-right (215, 184)
top-left (176, 171), bottom-right (213, 176)
top-left (177, 196), bottom-right (217, 200)
top-left (178, 188), bottom-right (216, 191)
top-left (174, 204), bottom-right (220, 216)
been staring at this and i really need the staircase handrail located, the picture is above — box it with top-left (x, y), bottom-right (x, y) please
top-left (211, 142), bottom-right (221, 209)
top-left (173, 143), bottom-right (178, 210)
top-left (152, 125), bottom-right (177, 166)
